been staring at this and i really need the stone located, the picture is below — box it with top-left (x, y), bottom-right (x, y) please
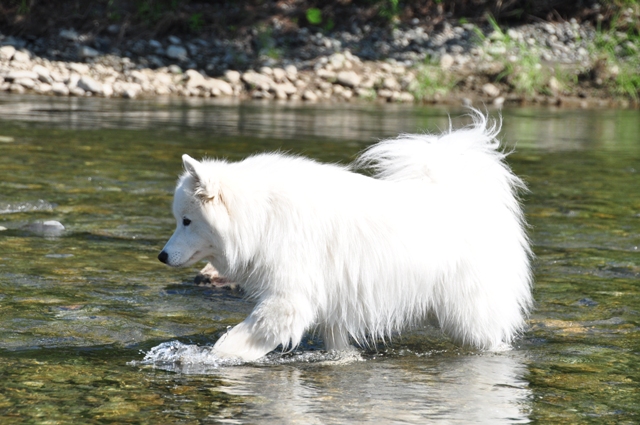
top-left (32, 64), bottom-right (52, 83)
top-left (102, 83), bottom-right (114, 97)
top-left (79, 46), bottom-right (99, 58)
top-left (397, 92), bottom-right (415, 102)
top-left (302, 90), bottom-right (318, 101)
top-left (285, 65), bottom-right (298, 80)
top-left (4, 70), bottom-right (38, 81)
top-left (9, 83), bottom-right (25, 93)
top-left (184, 69), bottom-right (206, 88)
top-left (68, 63), bottom-right (90, 74)
top-left (0, 45), bottom-right (16, 61)
top-left (336, 70), bottom-right (361, 88)
top-left (34, 83), bottom-right (53, 94)
top-left (241, 71), bottom-right (274, 91)
top-left (14, 77), bottom-right (35, 89)
top-left (224, 70), bottom-right (241, 84)
top-left (377, 88), bottom-right (394, 99)
top-left (166, 45), bottom-right (188, 61)
top-left (482, 83), bottom-right (500, 98)
top-left (440, 54), bottom-right (454, 70)
top-left (59, 29), bottom-right (79, 41)
top-left (51, 82), bottom-right (70, 96)
top-left (11, 50), bottom-right (30, 63)
top-left (272, 68), bottom-right (287, 83)
top-left (69, 86), bottom-right (86, 96)
top-left (382, 76), bottom-right (400, 91)
top-left (77, 76), bottom-right (103, 94)
top-left (204, 78), bottom-right (233, 96)
top-left (548, 77), bottom-right (561, 95)
top-left (168, 36), bottom-right (182, 45)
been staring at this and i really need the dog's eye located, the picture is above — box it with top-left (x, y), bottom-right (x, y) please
top-left (182, 218), bottom-right (191, 226)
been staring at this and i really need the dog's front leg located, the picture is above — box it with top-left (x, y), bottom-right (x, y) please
top-left (213, 296), bottom-right (314, 361)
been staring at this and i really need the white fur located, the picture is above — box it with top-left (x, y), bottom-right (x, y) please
top-left (159, 111), bottom-right (533, 361)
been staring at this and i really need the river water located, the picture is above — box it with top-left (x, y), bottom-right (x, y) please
top-left (0, 94), bottom-right (638, 424)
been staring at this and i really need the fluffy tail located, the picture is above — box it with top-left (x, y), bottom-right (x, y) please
top-left (356, 110), bottom-right (510, 183)
top-left (354, 109), bottom-right (533, 349)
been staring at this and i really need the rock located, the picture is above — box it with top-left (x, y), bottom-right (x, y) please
top-left (440, 54), bottom-right (454, 70)
top-left (26, 220), bottom-right (65, 237)
top-left (68, 63), bottom-right (90, 74)
top-left (3, 70), bottom-right (38, 81)
top-left (302, 90), bottom-right (318, 101)
top-left (548, 76), bottom-right (561, 95)
top-left (32, 64), bottom-right (52, 83)
top-left (0, 45), bottom-right (16, 61)
top-left (204, 78), bottom-right (233, 96)
top-left (166, 45), bottom-right (188, 61)
top-left (11, 50), bottom-right (30, 63)
top-left (168, 36), bottom-right (182, 45)
top-left (482, 83), bottom-right (501, 98)
top-left (493, 96), bottom-right (505, 108)
top-left (69, 86), bottom-right (86, 96)
top-left (397, 92), bottom-right (415, 102)
top-left (102, 83), bottom-right (114, 97)
top-left (9, 83), bottom-right (25, 93)
top-left (224, 70), bottom-right (241, 84)
top-left (14, 77), bottom-right (36, 89)
top-left (51, 82), bottom-right (69, 96)
top-left (184, 69), bottom-right (205, 88)
top-left (113, 82), bottom-right (142, 98)
top-left (79, 46), bottom-right (99, 58)
top-left (336, 70), bottom-right (361, 88)
top-left (272, 67), bottom-right (287, 83)
top-left (285, 65), bottom-right (298, 80)
top-left (241, 71), bottom-right (274, 91)
top-left (77, 76), bottom-right (103, 94)
top-left (59, 29), bottom-right (79, 41)
top-left (382, 76), bottom-right (400, 91)
top-left (33, 82), bottom-right (52, 94)
top-left (377, 88), bottom-right (394, 99)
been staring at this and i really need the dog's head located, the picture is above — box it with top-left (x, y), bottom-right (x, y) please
top-left (158, 154), bottom-right (229, 268)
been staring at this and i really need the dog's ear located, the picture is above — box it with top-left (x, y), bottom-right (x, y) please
top-left (182, 154), bottom-right (221, 203)
top-left (182, 154), bottom-right (203, 180)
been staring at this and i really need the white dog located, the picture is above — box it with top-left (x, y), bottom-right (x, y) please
top-left (158, 111), bottom-right (533, 361)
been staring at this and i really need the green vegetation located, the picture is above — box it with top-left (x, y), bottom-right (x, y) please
top-left (410, 58), bottom-right (459, 101)
top-left (592, 8), bottom-right (640, 102)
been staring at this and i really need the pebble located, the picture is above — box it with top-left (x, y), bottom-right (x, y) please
top-left (0, 19), bottom-right (610, 103)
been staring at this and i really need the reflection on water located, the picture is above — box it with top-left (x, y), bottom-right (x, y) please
top-left (0, 94), bottom-right (638, 424)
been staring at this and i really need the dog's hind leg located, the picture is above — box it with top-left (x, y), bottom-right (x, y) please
top-left (213, 296), bottom-right (314, 361)
top-left (322, 326), bottom-right (351, 351)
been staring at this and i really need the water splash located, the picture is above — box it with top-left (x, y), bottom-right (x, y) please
top-left (0, 200), bottom-right (55, 214)
top-left (131, 340), bottom-right (364, 373)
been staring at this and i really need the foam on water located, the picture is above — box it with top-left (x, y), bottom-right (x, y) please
top-left (131, 340), bottom-right (364, 373)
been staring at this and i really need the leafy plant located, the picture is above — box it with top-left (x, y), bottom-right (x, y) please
top-left (189, 12), bottom-right (204, 32)
top-left (306, 8), bottom-right (322, 25)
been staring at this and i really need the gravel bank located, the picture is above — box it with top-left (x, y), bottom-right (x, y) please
top-left (0, 13), bottom-right (635, 107)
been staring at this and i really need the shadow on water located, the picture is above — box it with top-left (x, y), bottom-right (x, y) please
top-left (0, 94), bottom-right (639, 423)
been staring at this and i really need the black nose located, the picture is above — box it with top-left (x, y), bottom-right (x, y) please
top-left (158, 251), bottom-right (169, 264)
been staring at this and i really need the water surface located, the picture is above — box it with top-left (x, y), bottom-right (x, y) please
top-left (0, 94), bottom-right (638, 424)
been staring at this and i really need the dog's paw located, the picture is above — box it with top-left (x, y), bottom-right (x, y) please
top-left (194, 263), bottom-right (236, 288)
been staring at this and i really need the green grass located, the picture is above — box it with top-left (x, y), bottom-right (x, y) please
top-left (410, 58), bottom-right (459, 101)
top-left (592, 12), bottom-right (640, 102)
